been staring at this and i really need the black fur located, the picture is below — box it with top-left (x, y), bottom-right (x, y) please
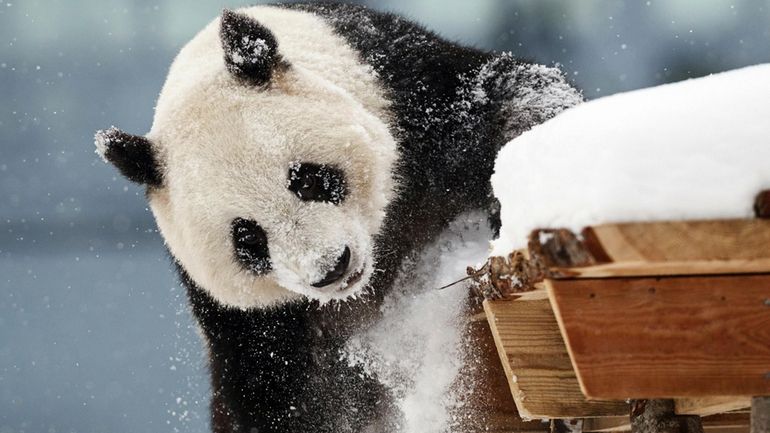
top-left (231, 218), bottom-right (272, 275)
top-left (220, 9), bottom-right (287, 86)
top-left (287, 162), bottom-right (348, 205)
top-left (280, 3), bottom-right (568, 285)
top-left (181, 265), bottom-right (397, 433)
top-left (96, 128), bottom-right (163, 187)
top-left (176, 4), bottom-right (581, 432)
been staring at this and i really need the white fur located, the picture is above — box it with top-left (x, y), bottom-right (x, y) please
top-left (146, 7), bottom-right (397, 309)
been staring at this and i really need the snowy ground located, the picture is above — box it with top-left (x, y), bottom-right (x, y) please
top-left (492, 64), bottom-right (770, 254)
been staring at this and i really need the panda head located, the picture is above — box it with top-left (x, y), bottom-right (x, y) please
top-left (95, 8), bottom-right (397, 309)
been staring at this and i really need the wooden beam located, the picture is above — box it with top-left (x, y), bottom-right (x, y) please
top-left (484, 298), bottom-right (628, 419)
top-left (752, 397), bottom-right (770, 433)
top-left (458, 306), bottom-right (551, 432)
top-left (702, 412), bottom-right (751, 430)
top-left (547, 275), bottom-right (770, 399)
top-left (552, 419), bottom-right (584, 433)
top-left (675, 397), bottom-right (752, 416)
top-left (583, 416), bottom-right (631, 432)
top-left (530, 219), bottom-right (770, 278)
top-left (583, 412), bottom-right (752, 433)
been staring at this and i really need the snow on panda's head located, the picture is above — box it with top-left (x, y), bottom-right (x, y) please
top-left (95, 7), bottom-right (397, 308)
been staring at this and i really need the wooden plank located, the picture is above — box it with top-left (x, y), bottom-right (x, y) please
top-left (484, 298), bottom-right (628, 419)
top-left (547, 275), bottom-right (770, 399)
top-left (676, 397), bottom-right (752, 416)
top-left (703, 412), bottom-right (752, 429)
top-left (455, 312), bottom-right (550, 432)
top-left (702, 427), bottom-right (749, 433)
top-left (583, 412), bottom-right (752, 433)
top-left (532, 219), bottom-right (770, 278)
top-left (752, 397), bottom-right (770, 433)
top-left (703, 425), bottom-right (749, 433)
top-left (583, 417), bottom-right (631, 432)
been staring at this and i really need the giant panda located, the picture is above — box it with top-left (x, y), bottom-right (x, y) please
top-left (95, 3), bottom-right (581, 432)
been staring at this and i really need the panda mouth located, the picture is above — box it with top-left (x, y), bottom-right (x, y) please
top-left (341, 267), bottom-right (364, 290)
top-left (311, 247), bottom-right (352, 288)
top-left (308, 247), bottom-right (366, 293)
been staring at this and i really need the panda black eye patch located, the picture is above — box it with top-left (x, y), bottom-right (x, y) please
top-left (287, 162), bottom-right (347, 205)
top-left (231, 218), bottom-right (272, 275)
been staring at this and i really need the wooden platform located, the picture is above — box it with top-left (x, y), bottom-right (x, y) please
top-left (484, 298), bottom-right (628, 419)
top-left (482, 218), bottom-right (770, 432)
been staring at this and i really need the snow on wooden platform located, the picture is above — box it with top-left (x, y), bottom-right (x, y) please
top-left (478, 64), bottom-right (770, 432)
top-left (491, 64), bottom-right (770, 254)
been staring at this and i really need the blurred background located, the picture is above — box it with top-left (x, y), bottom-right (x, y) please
top-left (1, 1), bottom-right (769, 432)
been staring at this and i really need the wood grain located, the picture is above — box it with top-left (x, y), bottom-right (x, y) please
top-left (484, 298), bottom-right (628, 419)
top-left (582, 412), bottom-right (751, 433)
top-left (702, 412), bottom-right (751, 430)
top-left (583, 416), bottom-right (632, 432)
top-left (456, 311), bottom-right (550, 432)
top-left (675, 397), bottom-right (752, 416)
top-left (535, 219), bottom-right (770, 278)
top-left (547, 275), bottom-right (770, 399)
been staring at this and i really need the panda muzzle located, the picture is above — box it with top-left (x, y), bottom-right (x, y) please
top-left (311, 247), bottom-right (351, 288)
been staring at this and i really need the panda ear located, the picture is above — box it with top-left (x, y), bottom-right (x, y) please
top-left (94, 127), bottom-right (163, 187)
top-left (220, 9), bottom-right (286, 86)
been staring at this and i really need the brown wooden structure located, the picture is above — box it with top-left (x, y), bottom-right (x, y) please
top-left (480, 217), bottom-right (770, 433)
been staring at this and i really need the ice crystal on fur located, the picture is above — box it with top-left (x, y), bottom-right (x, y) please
top-left (93, 127), bottom-right (162, 186)
top-left (232, 218), bottom-right (272, 275)
top-left (473, 52), bottom-right (583, 142)
top-left (229, 36), bottom-right (269, 65)
top-left (220, 9), bottom-right (282, 85)
top-left (93, 126), bottom-right (116, 161)
top-left (287, 161), bottom-right (348, 205)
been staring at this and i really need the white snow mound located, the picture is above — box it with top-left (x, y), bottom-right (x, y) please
top-left (491, 63), bottom-right (770, 254)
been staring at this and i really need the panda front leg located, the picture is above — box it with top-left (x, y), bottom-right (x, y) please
top-left (185, 275), bottom-right (398, 433)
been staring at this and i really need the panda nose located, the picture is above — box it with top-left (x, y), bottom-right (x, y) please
top-left (311, 246), bottom-right (350, 288)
